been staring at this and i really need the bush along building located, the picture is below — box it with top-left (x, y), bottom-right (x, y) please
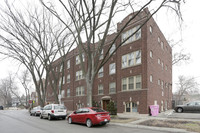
top-left (46, 8), bottom-right (172, 114)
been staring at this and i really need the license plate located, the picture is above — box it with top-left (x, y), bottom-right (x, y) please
top-left (104, 119), bottom-right (108, 122)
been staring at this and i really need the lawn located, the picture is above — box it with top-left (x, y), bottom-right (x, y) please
top-left (139, 119), bottom-right (200, 133)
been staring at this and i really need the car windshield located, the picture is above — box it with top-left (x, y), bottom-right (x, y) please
top-left (92, 108), bottom-right (105, 112)
top-left (54, 105), bottom-right (66, 110)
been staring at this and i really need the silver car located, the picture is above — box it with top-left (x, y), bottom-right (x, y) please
top-left (40, 104), bottom-right (67, 120)
top-left (174, 101), bottom-right (200, 113)
top-left (30, 106), bottom-right (42, 116)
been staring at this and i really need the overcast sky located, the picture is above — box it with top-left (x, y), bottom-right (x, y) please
top-left (0, 0), bottom-right (199, 94)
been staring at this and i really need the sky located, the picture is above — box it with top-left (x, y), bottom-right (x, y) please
top-left (0, 0), bottom-right (199, 94)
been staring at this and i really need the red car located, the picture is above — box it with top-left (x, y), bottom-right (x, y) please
top-left (67, 107), bottom-right (110, 127)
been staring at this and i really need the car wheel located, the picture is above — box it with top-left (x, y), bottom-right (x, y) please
top-left (34, 113), bottom-right (37, 116)
top-left (86, 119), bottom-right (92, 128)
top-left (48, 115), bottom-right (52, 121)
top-left (40, 114), bottom-right (43, 119)
top-left (30, 113), bottom-right (32, 116)
top-left (68, 117), bottom-right (72, 124)
top-left (62, 117), bottom-right (66, 120)
top-left (177, 108), bottom-right (183, 113)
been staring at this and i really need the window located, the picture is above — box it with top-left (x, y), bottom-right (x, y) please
top-left (149, 26), bottom-right (153, 34)
top-left (67, 87), bottom-right (70, 97)
top-left (150, 51), bottom-right (153, 58)
top-left (60, 64), bottom-right (63, 72)
top-left (122, 50), bottom-right (141, 68)
top-left (76, 54), bottom-right (85, 65)
top-left (158, 79), bottom-right (160, 85)
top-left (122, 75), bottom-right (142, 91)
top-left (161, 62), bottom-right (164, 70)
top-left (98, 67), bottom-right (103, 78)
top-left (150, 75), bottom-right (153, 82)
top-left (158, 37), bottom-right (160, 43)
top-left (67, 74), bottom-right (70, 83)
top-left (76, 86), bottom-right (85, 96)
top-left (76, 70), bottom-right (84, 80)
top-left (99, 50), bottom-right (103, 60)
top-left (98, 84), bottom-right (103, 95)
top-left (62, 76), bottom-right (65, 84)
top-left (109, 63), bottom-right (116, 75)
top-left (61, 90), bottom-right (65, 98)
top-left (109, 44), bottom-right (116, 55)
top-left (165, 65), bottom-right (168, 71)
top-left (136, 75), bottom-right (141, 89)
top-left (109, 82), bottom-right (116, 94)
top-left (161, 41), bottom-right (164, 50)
top-left (56, 67), bottom-right (58, 72)
top-left (121, 25), bottom-right (141, 45)
top-left (67, 60), bottom-right (70, 69)
top-left (158, 58), bottom-right (161, 64)
top-left (161, 81), bottom-right (164, 89)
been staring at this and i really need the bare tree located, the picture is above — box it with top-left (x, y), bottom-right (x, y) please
top-left (0, 78), bottom-right (12, 107)
top-left (18, 69), bottom-right (31, 108)
top-left (175, 75), bottom-right (199, 105)
top-left (0, 1), bottom-right (74, 106)
top-left (41, 0), bottom-right (184, 107)
top-left (168, 39), bottom-right (190, 65)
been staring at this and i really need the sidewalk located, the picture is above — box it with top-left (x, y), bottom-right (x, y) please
top-left (109, 110), bottom-right (198, 133)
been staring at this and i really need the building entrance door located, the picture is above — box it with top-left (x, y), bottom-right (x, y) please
top-left (103, 100), bottom-right (110, 111)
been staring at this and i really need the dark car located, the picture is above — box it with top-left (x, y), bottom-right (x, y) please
top-left (174, 101), bottom-right (200, 113)
top-left (0, 106), bottom-right (3, 110)
top-left (67, 107), bottom-right (110, 128)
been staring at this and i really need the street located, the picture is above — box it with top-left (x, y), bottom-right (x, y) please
top-left (0, 110), bottom-right (168, 133)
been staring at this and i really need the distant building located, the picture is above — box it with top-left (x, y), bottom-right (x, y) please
top-left (46, 8), bottom-right (172, 114)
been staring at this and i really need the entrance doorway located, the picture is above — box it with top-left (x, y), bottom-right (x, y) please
top-left (103, 100), bottom-right (110, 111)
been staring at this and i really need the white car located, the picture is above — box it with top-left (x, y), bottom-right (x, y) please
top-left (40, 104), bottom-right (67, 120)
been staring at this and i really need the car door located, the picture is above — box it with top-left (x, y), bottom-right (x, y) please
top-left (73, 109), bottom-right (82, 123)
top-left (185, 102), bottom-right (195, 112)
top-left (195, 102), bottom-right (200, 112)
top-left (80, 108), bottom-right (90, 123)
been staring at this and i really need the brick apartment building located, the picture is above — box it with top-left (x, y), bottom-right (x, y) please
top-left (46, 9), bottom-right (172, 114)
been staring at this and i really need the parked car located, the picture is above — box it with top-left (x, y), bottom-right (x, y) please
top-left (174, 101), bottom-right (200, 113)
top-left (0, 106), bottom-right (3, 110)
top-left (40, 104), bottom-right (67, 120)
top-left (30, 106), bottom-right (42, 116)
top-left (67, 107), bottom-right (110, 128)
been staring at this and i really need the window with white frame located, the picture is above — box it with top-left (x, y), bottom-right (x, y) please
top-left (76, 54), bottom-right (85, 65)
top-left (121, 25), bottom-right (141, 45)
top-left (165, 65), bottom-right (168, 71)
top-left (99, 50), bottom-right (103, 60)
top-left (158, 37), bottom-right (160, 43)
top-left (62, 76), bottom-right (65, 84)
top-left (161, 41), bottom-right (164, 50)
top-left (161, 62), bottom-right (164, 70)
top-left (98, 67), bottom-right (104, 78)
top-left (109, 82), bottom-right (116, 94)
top-left (67, 60), bottom-right (70, 69)
top-left (150, 50), bottom-right (153, 58)
top-left (122, 50), bottom-right (141, 68)
top-left (158, 79), bottom-right (160, 85)
top-left (161, 81), bottom-right (164, 89)
top-left (136, 75), bottom-right (141, 89)
top-left (150, 75), bottom-right (153, 82)
top-left (67, 74), bottom-right (70, 83)
top-left (76, 70), bottom-right (84, 80)
top-left (109, 63), bottom-right (116, 75)
top-left (98, 84), bottom-right (104, 95)
top-left (149, 26), bottom-right (153, 34)
top-left (61, 90), bottom-right (65, 98)
top-left (122, 75), bottom-right (142, 91)
top-left (60, 64), bottom-right (63, 72)
top-left (56, 67), bottom-right (58, 72)
top-left (67, 87), bottom-right (70, 97)
top-left (76, 86), bottom-right (85, 96)
top-left (109, 44), bottom-right (116, 55)
top-left (158, 58), bottom-right (161, 64)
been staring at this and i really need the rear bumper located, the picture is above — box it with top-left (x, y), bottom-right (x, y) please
top-left (50, 114), bottom-right (67, 118)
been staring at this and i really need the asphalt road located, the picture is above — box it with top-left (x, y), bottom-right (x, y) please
top-left (0, 109), bottom-right (169, 133)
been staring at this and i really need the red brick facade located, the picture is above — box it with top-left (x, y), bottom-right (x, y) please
top-left (46, 9), bottom-right (172, 114)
